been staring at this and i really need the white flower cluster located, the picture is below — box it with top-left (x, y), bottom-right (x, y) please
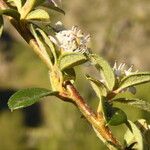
top-left (113, 61), bottom-right (138, 78)
top-left (113, 61), bottom-right (138, 94)
top-left (54, 26), bottom-right (90, 53)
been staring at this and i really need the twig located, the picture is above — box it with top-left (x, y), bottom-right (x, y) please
top-left (65, 81), bottom-right (123, 150)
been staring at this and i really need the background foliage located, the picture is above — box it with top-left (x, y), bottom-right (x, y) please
top-left (0, 0), bottom-right (150, 149)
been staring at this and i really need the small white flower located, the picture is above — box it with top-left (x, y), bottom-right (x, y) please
top-left (113, 61), bottom-right (138, 94)
top-left (53, 25), bottom-right (90, 53)
top-left (113, 61), bottom-right (138, 78)
top-left (113, 62), bottom-right (126, 77)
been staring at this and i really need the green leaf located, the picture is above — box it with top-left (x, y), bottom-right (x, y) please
top-left (8, 88), bottom-right (57, 111)
top-left (0, 16), bottom-right (3, 37)
top-left (113, 98), bottom-right (150, 112)
top-left (20, 0), bottom-right (36, 19)
top-left (0, 9), bottom-right (20, 20)
top-left (101, 99), bottom-right (127, 126)
top-left (58, 52), bottom-right (87, 71)
top-left (124, 120), bottom-right (144, 150)
top-left (42, 3), bottom-right (65, 15)
top-left (36, 28), bottom-right (57, 62)
top-left (26, 9), bottom-right (50, 21)
top-left (117, 72), bottom-right (150, 92)
top-left (86, 75), bottom-right (107, 98)
top-left (89, 54), bottom-right (115, 91)
top-left (29, 24), bottom-right (53, 65)
top-left (107, 107), bottom-right (127, 126)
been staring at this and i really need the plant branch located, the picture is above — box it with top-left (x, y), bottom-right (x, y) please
top-left (62, 81), bottom-right (123, 150)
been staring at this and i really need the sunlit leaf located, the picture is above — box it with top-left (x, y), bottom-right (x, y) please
top-left (20, 0), bottom-right (36, 19)
top-left (58, 52), bottom-right (87, 70)
top-left (36, 28), bottom-right (57, 62)
top-left (29, 24), bottom-right (53, 64)
top-left (86, 75), bottom-right (107, 98)
top-left (89, 54), bottom-right (115, 91)
top-left (8, 88), bottom-right (57, 111)
top-left (124, 120), bottom-right (144, 150)
top-left (0, 16), bottom-right (3, 37)
top-left (0, 9), bottom-right (20, 20)
top-left (113, 98), bottom-right (150, 112)
top-left (117, 72), bottom-right (150, 92)
top-left (26, 9), bottom-right (50, 21)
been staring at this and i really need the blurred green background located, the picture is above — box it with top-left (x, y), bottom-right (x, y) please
top-left (0, 0), bottom-right (150, 149)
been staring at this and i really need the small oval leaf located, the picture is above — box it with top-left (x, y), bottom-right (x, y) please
top-left (117, 72), bottom-right (150, 92)
top-left (0, 16), bottom-right (4, 37)
top-left (8, 88), bottom-right (57, 111)
top-left (102, 99), bottom-right (127, 126)
top-left (89, 54), bottom-right (115, 91)
top-left (58, 52), bottom-right (87, 70)
top-left (26, 9), bottom-right (50, 21)
top-left (107, 107), bottom-right (127, 126)
top-left (113, 98), bottom-right (150, 112)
